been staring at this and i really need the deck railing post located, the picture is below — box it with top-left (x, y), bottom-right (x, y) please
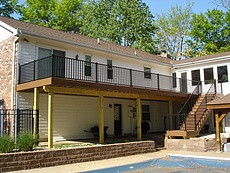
top-left (157, 74), bottom-right (160, 90)
top-left (18, 64), bottom-right (21, 84)
top-left (33, 60), bottom-right (36, 81)
top-left (194, 112), bottom-right (196, 130)
top-left (51, 55), bottom-right (54, 77)
top-left (96, 63), bottom-right (98, 82)
top-left (214, 79), bottom-right (217, 93)
top-left (184, 113), bottom-right (186, 130)
top-left (130, 69), bottom-right (132, 86)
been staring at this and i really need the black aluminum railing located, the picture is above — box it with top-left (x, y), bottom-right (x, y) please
top-left (19, 55), bottom-right (188, 93)
top-left (0, 109), bottom-right (38, 138)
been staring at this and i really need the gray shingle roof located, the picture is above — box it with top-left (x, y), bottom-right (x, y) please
top-left (207, 93), bottom-right (230, 105)
top-left (173, 51), bottom-right (230, 65)
top-left (0, 16), bottom-right (172, 65)
top-left (1, 17), bottom-right (229, 66)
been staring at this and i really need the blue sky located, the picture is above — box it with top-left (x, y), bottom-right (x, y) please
top-left (15, 0), bottom-right (220, 19)
top-left (142, 0), bottom-right (219, 15)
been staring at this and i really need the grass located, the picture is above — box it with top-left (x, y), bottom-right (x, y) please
top-left (0, 135), bottom-right (15, 153)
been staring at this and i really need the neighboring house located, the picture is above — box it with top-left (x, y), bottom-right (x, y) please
top-left (0, 16), bottom-right (230, 148)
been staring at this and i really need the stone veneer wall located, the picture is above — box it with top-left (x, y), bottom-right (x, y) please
top-left (0, 141), bottom-right (156, 172)
top-left (0, 36), bottom-right (17, 109)
top-left (165, 138), bottom-right (216, 152)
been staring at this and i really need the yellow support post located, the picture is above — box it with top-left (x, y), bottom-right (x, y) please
top-left (169, 101), bottom-right (173, 130)
top-left (215, 113), bottom-right (221, 152)
top-left (99, 95), bottom-right (104, 144)
top-left (48, 91), bottom-right (54, 148)
top-left (33, 88), bottom-right (39, 135)
top-left (136, 98), bottom-right (142, 141)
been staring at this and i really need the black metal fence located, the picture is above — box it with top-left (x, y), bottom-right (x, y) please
top-left (19, 55), bottom-right (188, 93)
top-left (0, 109), bottom-right (38, 138)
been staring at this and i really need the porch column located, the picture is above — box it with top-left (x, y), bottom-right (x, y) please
top-left (136, 98), bottom-right (142, 140)
top-left (48, 91), bottom-right (54, 148)
top-left (169, 101), bottom-right (173, 130)
top-left (33, 88), bottom-right (39, 135)
top-left (215, 112), bottom-right (221, 152)
top-left (99, 95), bottom-right (104, 144)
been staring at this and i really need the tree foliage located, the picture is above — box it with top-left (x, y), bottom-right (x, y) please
top-left (20, 0), bottom-right (82, 31)
top-left (0, 0), bottom-right (18, 17)
top-left (78, 0), bottom-right (157, 54)
top-left (188, 9), bottom-right (230, 57)
top-left (154, 2), bottom-right (193, 60)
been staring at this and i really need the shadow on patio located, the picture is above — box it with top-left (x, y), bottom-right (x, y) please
top-left (38, 132), bottom-right (165, 149)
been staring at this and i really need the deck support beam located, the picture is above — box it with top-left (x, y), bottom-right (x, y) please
top-left (215, 112), bottom-right (227, 152)
top-left (33, 88), bottom-right (39, 136)
top-left (136, 98), bottom-right (142, 140)
top-left (48, 91), bottom-right (54, 148)
top-left (215, 112), bottom-right (221, 152)
top-left (99, 95), bottom-right (104, 144)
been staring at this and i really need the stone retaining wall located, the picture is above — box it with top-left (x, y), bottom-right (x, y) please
top-left (0, 141), bottom-right (155, 172)
top-left (165, 138), bottom-right (216, 152)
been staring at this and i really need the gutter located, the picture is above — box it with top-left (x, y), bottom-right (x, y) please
top-left (18, 29), bottom-right (172, 67)
top-left (172, 55), bottom-right (230, 69)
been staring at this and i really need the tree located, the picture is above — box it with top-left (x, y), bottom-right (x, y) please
top-left (0, 0), bottom-right (18, 17)
top-left (154, 2), bottom-right (193, 60)
top-left (20, 0), bottom-right (82, 32)
top-left (213, 0), bottom-right (230, 10)
top-left (78, 0), bottom-right (157, 54)
top-left (188, 9), bottom-right (230, 57)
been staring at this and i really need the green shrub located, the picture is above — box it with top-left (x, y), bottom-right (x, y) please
top-left (17, 132), bottom-right (38, 151)
top-left (0, 135), bottom-right (15, 153)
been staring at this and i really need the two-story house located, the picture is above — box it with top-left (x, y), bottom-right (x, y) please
top-left (0, 16), bottom-right (230, 148)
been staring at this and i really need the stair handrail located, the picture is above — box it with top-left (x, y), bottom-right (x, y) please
top-left (178, 81), bottom-right (201, 115)
top-left (195, 80), bottom-right (216, 131)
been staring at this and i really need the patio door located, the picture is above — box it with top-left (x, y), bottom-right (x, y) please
top-left (114, 104), bottom-right (122, 136)
top-left (38, 48), bottom-right (65, 79)
top-left (181, 72), bottom-right (187, 92)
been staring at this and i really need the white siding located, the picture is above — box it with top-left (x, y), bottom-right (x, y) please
top-left (18, 36), bottom-right (171, 78)
top-left (18, 93), bottom-right (143, 140)
top-left (19, 40), bottom-right (37, 64)
top-left (150, 101), bottom-right (169, 132)
top-left (174, 59), bottom-right (230, 95)
top-left (0, 24), bottom-right (14, 42)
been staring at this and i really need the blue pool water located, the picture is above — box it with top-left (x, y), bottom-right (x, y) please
top-left (82, 155), bottom-right (230, 173)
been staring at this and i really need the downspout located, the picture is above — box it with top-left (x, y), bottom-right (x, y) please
top-left (11, 31), bottom-right (21, 109)
top-left (11, 31), bottom-right (21, 139)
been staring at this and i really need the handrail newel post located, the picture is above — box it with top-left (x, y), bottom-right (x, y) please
top-left (157, 74), bottom-right (160, 90)
top-left (96, 62), bottom-right (98, 82)
top-left (130, 69), bottom-right (132, 86)
top-left (18, 64), bottom-right (21, 84)
top-left (33, 60), bottom-right (36, 81)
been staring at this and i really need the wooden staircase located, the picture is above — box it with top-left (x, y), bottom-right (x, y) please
top-left (166, 93), bottom-right (216, 139)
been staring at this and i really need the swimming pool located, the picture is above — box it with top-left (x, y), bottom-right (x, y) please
top-left (82, 154), bottom-right (230, 173)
